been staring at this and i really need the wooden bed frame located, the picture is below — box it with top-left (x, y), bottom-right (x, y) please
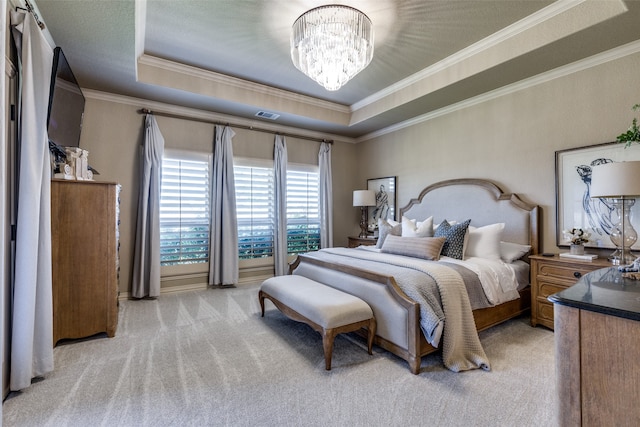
top-left (289, 178), bottom-right (540, 374)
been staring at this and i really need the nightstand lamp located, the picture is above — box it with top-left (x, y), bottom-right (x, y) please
top-left (353, 190), bottom-right (376, 238)
top-left (591, 161), bottom-right (640, 265)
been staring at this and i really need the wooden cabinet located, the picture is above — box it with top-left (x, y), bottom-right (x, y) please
top-left (348, 236), bottom-right (378, 248)
top-left (550, 268), bottom-right (640, 425)
top-left (51, 180), bottom-right (120, 345)
top-left (529, 254), bottom-right (610, 330)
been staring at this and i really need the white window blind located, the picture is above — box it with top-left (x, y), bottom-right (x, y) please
top-left (234, 161), bottom-right (320, 260)
top-left (160, 154), bottom-right (211, 266)
top-left (234, 163), bottom-right (274, 259)
top-left (287, 168), bottom-right (320, 255)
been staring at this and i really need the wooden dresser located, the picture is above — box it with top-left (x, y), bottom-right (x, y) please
top-left (51, 180), bottom-right (120, 345)
top-left (529, 254), bottom-right (610, 330)
top-left (348, 236), bottom-right (378, 248)
top-left (549, 268), bottom-right (640, 426)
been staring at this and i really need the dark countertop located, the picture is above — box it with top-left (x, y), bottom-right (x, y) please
top-left (548, 267), bottom-right (640, 322)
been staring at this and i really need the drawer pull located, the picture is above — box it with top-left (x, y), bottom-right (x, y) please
top-left (574, 271), bottom-right (582, 278)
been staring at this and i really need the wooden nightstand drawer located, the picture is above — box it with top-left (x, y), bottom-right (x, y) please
top-left (536, 301), bottom-right (555, 324)
top-left (537, 263), bottom-right (591, 282)
top-left (529, 254), bottom-right (611, 330)
top-left (537, 280), bottom-right (568, 300)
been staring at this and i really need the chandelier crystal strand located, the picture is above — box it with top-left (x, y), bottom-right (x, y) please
top-left (291, 5), bottom-right (374, 91)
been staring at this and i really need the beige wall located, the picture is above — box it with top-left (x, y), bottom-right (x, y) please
top-left (79, 49), bottom-right (640, 295)
top-left (78, 100), bottom-right (360, 294)
top-left (357, 51), bottom-right (640, 254)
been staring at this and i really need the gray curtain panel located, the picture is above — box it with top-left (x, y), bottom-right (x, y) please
top-left (9, 10), bottom-right (54, 391)
top-left (131, 114), bottom-right (164, 298)
top-left (273, 135), bottom-right (288, 276)
top-left (209, 125), bottom-right (239, 285)
top-left (319, 142), bottom-right (333, 248)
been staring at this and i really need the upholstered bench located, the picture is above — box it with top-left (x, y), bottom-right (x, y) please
top-left (259, 275), bottom-right (376, 370)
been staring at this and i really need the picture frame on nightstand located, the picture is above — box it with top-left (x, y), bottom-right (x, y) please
top-left (367, 176), bottom-right (396, 231)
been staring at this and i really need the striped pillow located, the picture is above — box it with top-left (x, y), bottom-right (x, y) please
top-left (381, 235), bottom-right (446, 260)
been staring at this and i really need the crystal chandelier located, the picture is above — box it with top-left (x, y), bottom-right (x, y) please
top-left (291, 5), bottom-right (374, 91)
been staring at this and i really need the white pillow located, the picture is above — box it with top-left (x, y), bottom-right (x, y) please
top-left (376, 218), bottom-right (402, 249)
top-left (386, 218), bottom-right (400, 227)
top-left (401, 215), bottom-right (434, 237)
top-left (500, 241), bottom-right (532, 263)
top-left (465, 223), bottom-right (505, 260)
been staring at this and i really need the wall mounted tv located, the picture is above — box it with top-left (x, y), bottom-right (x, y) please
top-left (47, 46), bottom-right (85, 152)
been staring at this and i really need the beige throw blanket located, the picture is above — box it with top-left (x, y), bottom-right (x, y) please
top-left (316, 248), bottom-right (490, 372)
top-left (417, 261), bottom-right (490, 372)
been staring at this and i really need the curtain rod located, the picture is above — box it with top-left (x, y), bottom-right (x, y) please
top-left (16, 0), bottom-right (46, 30)
top-left (138, 108), bottom-right (333, 144)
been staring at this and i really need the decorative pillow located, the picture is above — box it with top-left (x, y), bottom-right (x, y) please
top-left (433, 220), bottom-right (456, 233)
top-left (465, 223), bottom-right (505, 260)
top-left (386, 218), bottom-right (400, 227)
top-left (500, 241), bottom-right (532, 263)
top-left (381, 235), bottom-right (446, 260)
top-left (401, 215), bottom-right (434, 237)
top-left (376, 218), bottom-right (402, 249)
top-left (433, 219), bottom-right (471, 260)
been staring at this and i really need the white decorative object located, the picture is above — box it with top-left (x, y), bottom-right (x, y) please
top-left (62, 147), bottom-right (90, 180)
top-left (570, 244), bottom-right (585, 255)
top-left (80, 149), bottom-right (89, 180)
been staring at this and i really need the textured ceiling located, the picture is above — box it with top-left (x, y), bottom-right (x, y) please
top-left (31, 0), bottom-right (640, 140)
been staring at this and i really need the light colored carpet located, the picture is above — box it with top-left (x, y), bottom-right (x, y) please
top-left (3, 283), bottom-right (556, 426)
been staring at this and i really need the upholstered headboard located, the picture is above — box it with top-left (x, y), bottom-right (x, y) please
top-left (399, 179), bottom-right (540, 255)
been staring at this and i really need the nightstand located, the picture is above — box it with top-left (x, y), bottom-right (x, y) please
top-left (348, 236), bottom-right (378, 248)
top-left (529, 254), bottom-right (611, 330)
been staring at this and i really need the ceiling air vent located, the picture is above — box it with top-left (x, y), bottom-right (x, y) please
top-left (255, 111), bottom-right (280, 120)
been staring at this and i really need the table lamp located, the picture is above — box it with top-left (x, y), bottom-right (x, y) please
top-left (590, 161), bottom-right (640, 265)
top-left (353, 190), bottom-right (376, 238)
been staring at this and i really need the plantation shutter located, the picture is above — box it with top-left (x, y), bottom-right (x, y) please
top-left (234, 163), bottom-right (275, 259)
top-left (160, 154), bottom-right (211, 266)
top-left (287, 167), bottom-right (320, 255)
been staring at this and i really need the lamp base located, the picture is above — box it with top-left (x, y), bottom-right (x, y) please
top-left (359, 206), bottom-right (368, 238)
top-left (608, 249), bottom-right (637, 266)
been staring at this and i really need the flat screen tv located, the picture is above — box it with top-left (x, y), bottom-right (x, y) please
top-left (47, 46), bottom-right (85, 151)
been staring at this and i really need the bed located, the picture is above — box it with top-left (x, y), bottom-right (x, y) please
top-left (289, 178), bottom-right (540, 374)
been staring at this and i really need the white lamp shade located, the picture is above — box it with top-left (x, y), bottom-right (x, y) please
top-left (353, 190), bottom-right (376, 207)
top-left (590, 161), bottom-right (640, 198)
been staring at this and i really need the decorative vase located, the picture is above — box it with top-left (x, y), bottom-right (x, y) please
top-left (570, 244), bottom-right (585, 255)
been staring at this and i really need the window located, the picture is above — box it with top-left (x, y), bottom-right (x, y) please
top-left (234, 160), bottom-right (320, 260)
top-left (160, 152), bottom-right (211, 266)
top-left (287, 167), bottom-right (320, 255)
top-left (235, 161), bottom-right (274, 260)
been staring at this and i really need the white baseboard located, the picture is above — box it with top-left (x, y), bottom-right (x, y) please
top-left (118, 273), bottom-right (274, 300)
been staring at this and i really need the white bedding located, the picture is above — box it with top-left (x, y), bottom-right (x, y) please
top-left (358, 246), bottom-right (523, 306)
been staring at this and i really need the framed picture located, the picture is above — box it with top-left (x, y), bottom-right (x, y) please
top-left (555, 141), bottom-right (640, 249)
top-left (367, 176), bottom-right (396, 229)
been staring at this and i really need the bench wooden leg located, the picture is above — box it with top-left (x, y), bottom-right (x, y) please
top-left (367, 317), bottom-right (377, 355)
top-left (322, 328), bottom-right (337, 370)
top-left (259, 290), bottom-right (266, 317)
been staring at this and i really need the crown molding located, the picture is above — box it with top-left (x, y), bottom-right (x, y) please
top-left (137, 54), bottom-right (351, 115)
top-left (352, 0), bottom-right (625, 114)
top-left (82, 88), bottom-right (357, 144)
top-left (356, 39), bottom-right (640, 143)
